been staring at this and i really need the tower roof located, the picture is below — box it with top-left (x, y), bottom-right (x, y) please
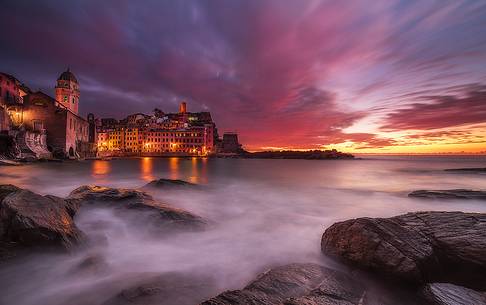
top-left (57, 68), bottom-right (78, 83)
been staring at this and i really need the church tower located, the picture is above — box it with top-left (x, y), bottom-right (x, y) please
top-left (55, 68), bottom-right (80, 115)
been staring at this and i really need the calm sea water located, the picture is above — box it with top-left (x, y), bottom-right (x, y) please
top-left (0, 156), bottom-right (485, 305)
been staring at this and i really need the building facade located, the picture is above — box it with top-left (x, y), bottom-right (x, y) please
top-left (0, 73), bottom-right (30, 132)
top-left (97, 102), bottom-right (217, 156)
top-left (2, 69), bottom-right (95, 159)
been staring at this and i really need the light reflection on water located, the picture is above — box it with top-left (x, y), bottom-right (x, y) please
top-left (91, 160), bottom-right (111, 179)
top-left (140, 157), bottom-right (155, 182)
top-left (169, 157), bottom-right (179, 180)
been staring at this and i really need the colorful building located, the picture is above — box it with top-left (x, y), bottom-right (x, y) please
top-left (97, 102), bottom-right (217, 156)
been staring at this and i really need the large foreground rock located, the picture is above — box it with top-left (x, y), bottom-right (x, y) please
top-left (409, 189), bottom-right (486, 200)
top-left (423, 283), bottom-right (486, 305)
top-left (68, 185), bottom-right (206, 231)
top-left (321, 212), bottom-right (486, 290)
top-left (0, 186), bottom-right (83, 250)
top-left (201, 263), bottom-right (365, 305)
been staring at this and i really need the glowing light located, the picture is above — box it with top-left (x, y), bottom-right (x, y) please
top-left (140, 157), bottom-right (154, 181)
top-left (91, 160), bottom-right (111, 181)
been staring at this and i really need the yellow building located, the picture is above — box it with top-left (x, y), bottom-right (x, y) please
top-left (124, 128), bottom-right (142, 153)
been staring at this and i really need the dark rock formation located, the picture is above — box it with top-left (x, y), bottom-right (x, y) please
top-left (144, 178), bottom-right (198, 189)
top-left (102, 272), bottom-right (218, 305)
top-left (423, 283), bottom-right (486, 305)
top-left (68, 185), bottom-right (206, 230)
top-left (321, 212), bottom-right (486, 290)
top-left (242, 149), bottom-right (354, 160)
top-left (0, 187), bottom-right (83, 251)
top-left (0, 184), bottom-right (21, 202)
top-left (409, 189), bottom-right (486, 200)
top-left (445, 168), bottom-right (486, 173)
top-left (201, 263), bottom-right (365, 305)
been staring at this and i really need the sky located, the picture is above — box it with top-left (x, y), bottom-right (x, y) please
top-left (1, 0), bottom-right (486, 153)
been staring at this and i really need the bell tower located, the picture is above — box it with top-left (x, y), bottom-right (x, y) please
top-left (55, 68), bottom-right (80, 114)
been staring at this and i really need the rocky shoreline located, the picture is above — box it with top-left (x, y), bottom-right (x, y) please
top-left (0, 181), bottom-right (207, 260)
top-left (1, 180), bottom-right (485, 305)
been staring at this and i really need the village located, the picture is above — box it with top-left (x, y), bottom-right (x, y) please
top-left (0, 69), bottom-right (243, 162)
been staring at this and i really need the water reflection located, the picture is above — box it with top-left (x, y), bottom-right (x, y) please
top-left (140, 157), bottom-right (155, 182)
top-left (189, 157), bottom-right (200, 184)
top-left (169, 157), bottom-right (179, 180)
top-left (91, 160), bottom-right (111, 182)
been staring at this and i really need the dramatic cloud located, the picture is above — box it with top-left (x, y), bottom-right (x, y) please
top-left (382, 85), bottom-right (486, 131)
top-left (1, 0), bottom-right (486, 151)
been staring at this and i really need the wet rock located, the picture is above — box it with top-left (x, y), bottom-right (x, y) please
top-left (0, 184), bottom-right (21, 202)
top-left (102, 272), bottom-right (218, 305)
top-left (408, 189), bottom-right (486, 200)
top-left (423, 283), bottom-right (486, 305)
top-left (445, 168), bottom-right (486, 173)
top-left (201, 263), bottom-right (365, 305)
top-left (68, 185), bottom-right (206, 230)
top-left (321, 212), bottom-right (486, 290)
top-left (0, 189), bottom-right (83, 250)
top-left (144, 178), bottom-right (198, 189)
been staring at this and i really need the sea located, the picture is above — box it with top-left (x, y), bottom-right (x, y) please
top-left (0, 155), bottom-right (485, 305)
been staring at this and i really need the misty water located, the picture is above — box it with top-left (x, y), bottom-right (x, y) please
top-left (1, 156), bottom-right (486, 305)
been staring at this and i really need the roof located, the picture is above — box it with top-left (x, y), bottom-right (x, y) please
top-left (27, 91), bottom-right (87, 122)
top-left (57, 68), bottom-right (78, 83)
top-left (0, 72), bottom-right (21, 83)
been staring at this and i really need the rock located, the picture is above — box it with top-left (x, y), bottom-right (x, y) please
top-left (408, 189), bottom-right (486, 200)
top-left (68, 185), bottom-right (153, 205)
top-left (69, 253), bottom-right (109, 275)
top-left (201, 263), bottom-right (365, 305)
top-left (144, 178), bottom-right (198, 189)
top-left (102, 272), bottom-right (218, 305)
top-left (423, 283), bottom-right (486, 305)
top-left (321, 212), bottom-right (486, 290)
top-left (0, 184), bottom-right (21, 202)
top-left (0, 189), bottom-right (83, 250)
top-left (68, 185), bottom-right (206, 230)
top-left (445, 168), bottom-right (486, 173)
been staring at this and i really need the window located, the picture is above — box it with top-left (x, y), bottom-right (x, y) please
top-left (33, 120), bottom-right (43, 132)
top-left (64, 96), bottom-right (68, 103)
top-left (73, 97), bottom-right (76, 104)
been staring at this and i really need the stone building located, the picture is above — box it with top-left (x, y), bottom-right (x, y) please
top-left (217, 132), bottom-right (243, 154)
top-left (55, 68), bottom-right (80, 114)
top-left (21, 69), bottom-right (92, 158)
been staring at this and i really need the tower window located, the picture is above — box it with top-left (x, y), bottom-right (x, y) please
top-left (73, 97), bottom-right (75, 104)
top-left (64, 96), bottom-right (68, 102)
